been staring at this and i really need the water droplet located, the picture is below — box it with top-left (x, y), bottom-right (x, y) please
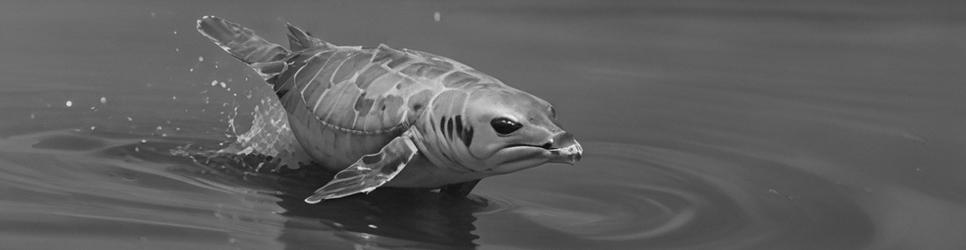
top-left (172, 96), bottom-right (178, 100)
top-left (172, 30), bottom-right (178, 35)
top-left (90, 126), bottom-right (96, 131)
top-left (189, 68), bottom-right (194, 72)
top-left (198, 56), bottom-right (204, 62)
top-left (219, 82), bottom-right (227, 88)
top-left (99, 96), bottom-right (107, 104)
top-left (140, 139), bottom-right (147, 144)
top-left (367, 224), bottom-right (378, 229)
top-left (211, 80), bottom-right (219, 86)
top-left (134, 146), bottom-right (140, 152)
top-left (126, 116), bottom-right (133, 122)
top-left (156, 126), bottom-right (163, 130)
top-left (65, 100), bottom-right (73, 107)
top-left (175, 48), bottom-right (180, 52)
top-left (433, 11), bottom-right (441, 22)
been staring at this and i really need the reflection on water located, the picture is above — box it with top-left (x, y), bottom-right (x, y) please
top-left (2, 0), bottom-right (966, 249)
top-left (0, 129), bottom-right (920, 249)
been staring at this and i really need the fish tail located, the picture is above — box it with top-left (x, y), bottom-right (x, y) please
top-left (196, 16), bottom-right (289, 79)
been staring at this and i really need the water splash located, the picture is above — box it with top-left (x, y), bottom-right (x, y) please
top-left (216, 95), bottom-right (312, 170)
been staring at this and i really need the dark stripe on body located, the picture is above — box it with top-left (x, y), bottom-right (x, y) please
top-left (460, 125), bottom-right (473, 148)
top-left (438, 116), bottom-right (446, 135)
top-left (454, 115), bottom-right (463, 137)
top-left (445, 117), bottom-right (454, 140)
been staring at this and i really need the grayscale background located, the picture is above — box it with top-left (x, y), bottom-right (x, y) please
top-left (1, 0), bottom-right (964, 249)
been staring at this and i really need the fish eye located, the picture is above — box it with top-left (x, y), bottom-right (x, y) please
top-left (490, 117), bottom-right (522, 135)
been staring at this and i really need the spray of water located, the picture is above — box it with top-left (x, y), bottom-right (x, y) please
top-left (216, 95), bottom-right (312, 169)
top-left (173, 65), bottom-right (313, 172)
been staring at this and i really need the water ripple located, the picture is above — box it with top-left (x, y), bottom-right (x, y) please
top-left (474, 141), bottom-right (875, 249)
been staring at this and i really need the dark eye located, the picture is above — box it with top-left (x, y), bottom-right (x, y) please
top-left (490, 117), bottom-right (522, 135)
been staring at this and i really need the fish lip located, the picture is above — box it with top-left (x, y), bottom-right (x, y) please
top-left (547, 141), bottom-right (583, 165)
top-left (504, 141), bottom-right (583, 165)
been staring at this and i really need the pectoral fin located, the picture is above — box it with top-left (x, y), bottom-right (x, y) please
top-left (304, 130), bottom-right (419, 204)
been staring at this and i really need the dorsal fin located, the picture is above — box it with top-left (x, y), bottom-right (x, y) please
top-left (286, 23), bottom-right (327, 51)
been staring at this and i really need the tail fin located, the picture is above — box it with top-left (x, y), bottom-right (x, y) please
top-left (286, 23), bottom-right (328, 51)
top-left (197, 16), bottom-right (289, 79)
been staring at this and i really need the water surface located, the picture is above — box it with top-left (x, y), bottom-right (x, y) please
top-left (2, 1), bottom-right (966, 249)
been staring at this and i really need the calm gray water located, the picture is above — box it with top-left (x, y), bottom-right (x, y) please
top-left (2, 1), bottom-right (966, 249)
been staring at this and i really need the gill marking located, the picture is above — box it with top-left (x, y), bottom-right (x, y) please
top-left (438, 116), bottom-right (446, 137)
top-left (457, 89), bottom-right (472, 147)
top-left (435, 83), bottom-right (476, 152)
top-left (449, 93), bottom-right (479, 172)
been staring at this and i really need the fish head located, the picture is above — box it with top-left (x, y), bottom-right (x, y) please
top-left (455, 86), bottom-right (582, 174)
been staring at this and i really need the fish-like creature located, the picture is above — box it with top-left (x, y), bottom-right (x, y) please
top-left (196, 16), bottom-right (582, 203)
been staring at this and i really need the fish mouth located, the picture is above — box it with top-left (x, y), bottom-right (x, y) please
top-left (547, 140), bottom-right (582, 165)
top-left (506, 133), bottom-right (583, 165)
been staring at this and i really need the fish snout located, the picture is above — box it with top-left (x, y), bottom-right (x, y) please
top-left (547, 132), bottom-right (582, 165)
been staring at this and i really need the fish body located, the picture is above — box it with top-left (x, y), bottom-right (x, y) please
top-left (197, 16), bottom-right (582, 203)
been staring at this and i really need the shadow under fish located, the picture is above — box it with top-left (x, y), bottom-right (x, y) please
top-left (177, 147), bottom-right (489, 249)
